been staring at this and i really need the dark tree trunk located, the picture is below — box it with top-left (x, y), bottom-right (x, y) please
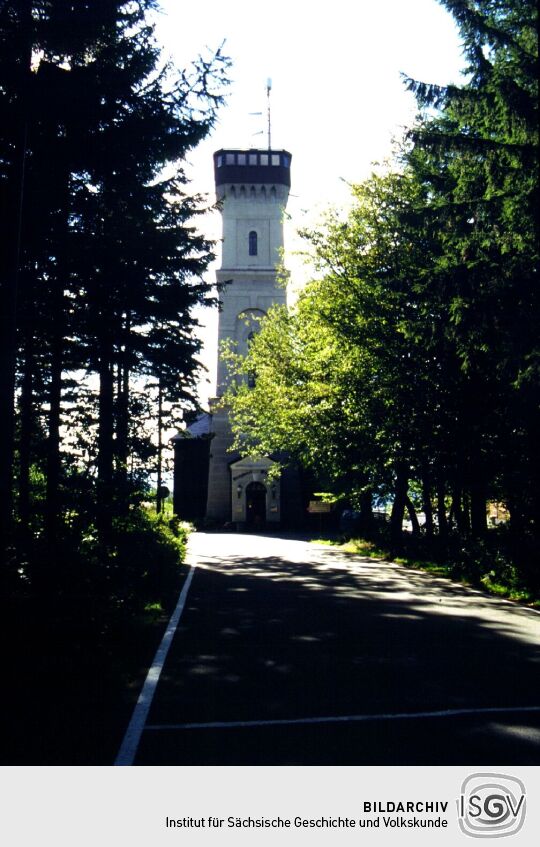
top-left (470, 480), bottom-right (487, 538)
top-left (156, 378), bottom-right (163, 514)
top-left (527, 411), bottom-right (540, 541)
top-left (462, 491), bottom-right (471, 534)
top-left (437, 479), bottom-right (448, 539)
top-left (0, 260), bottom-right (18, 561)
top-left (0, 133), bottom-right (27, 562)
top-left (0, 2), bottom-right (32, 566)
top-left (405, 495), bottom-right (421, 536)
top-left (422, 470), bottom-right (434, 537)
top-left (97, 339), bottom-right (115, 541)
top-left (115, 313), bottom-right (130, 493)
top-left (390, 464), bottom-right (409, 548)
top-left (451, 485), bottom-right (469, 535)
top-left (468, 431), bottom-right (487, 537)
top-left (115, 363), bottom-right (128, 486)
top-left (45, 328), bottom-right (63, 543)
top-left (358, 489), bottom-right (374, 538)
top-left (17, 334), bottom-right (34, 532)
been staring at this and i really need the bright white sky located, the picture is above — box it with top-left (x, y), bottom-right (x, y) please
top-left (153, 0), bottom-right (466, 404)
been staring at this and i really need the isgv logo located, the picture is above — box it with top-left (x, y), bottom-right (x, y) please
top-left (458, 773), bottom-right (526, 838)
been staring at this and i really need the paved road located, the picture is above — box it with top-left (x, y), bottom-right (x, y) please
top-left (130, 532), bottom-right (540, 765)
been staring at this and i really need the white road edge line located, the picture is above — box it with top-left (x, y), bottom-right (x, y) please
top-left (114, 562), bottom-right (196, 766)
top-left (145, 705), bottom-right (540, 732)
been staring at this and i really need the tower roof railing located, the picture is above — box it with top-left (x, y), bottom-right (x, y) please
top-left (214, 148), bottom-right (292, 188)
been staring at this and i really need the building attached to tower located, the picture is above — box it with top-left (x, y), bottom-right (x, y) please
top-left (172, 147), bottom-right (303, 529)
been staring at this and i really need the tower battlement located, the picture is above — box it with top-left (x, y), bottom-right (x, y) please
top-left (214, 148), bottom-right (292, 189)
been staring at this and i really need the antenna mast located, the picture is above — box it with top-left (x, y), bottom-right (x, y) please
top-left (266, 77), bottom-right (272, 150)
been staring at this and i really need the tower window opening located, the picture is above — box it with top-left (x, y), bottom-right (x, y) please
top-left (271, 154), bottom-right (280, 165)
top-left (248, 230), bottom-right (258, 256)
top-left (260, 153), bottom-right (269, 166)
top-left (238, 153), bottom-right (246, 165)
top-left (249, 153), bottom-right (258, 165)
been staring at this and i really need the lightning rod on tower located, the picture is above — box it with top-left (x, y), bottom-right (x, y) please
top-left (266, 77), bottom-right (272, 150)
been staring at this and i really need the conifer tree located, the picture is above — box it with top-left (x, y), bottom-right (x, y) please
top-left (0, 1), bottom-right (229, 566)
top-left (404, 0), bottom-right (539, 536)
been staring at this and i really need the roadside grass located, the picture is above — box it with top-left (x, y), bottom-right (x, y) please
top-left (1, 510), bottom-right (193, 765)
top-left (313, 536), bottom-right (540, 610)
top-left (0, 598), bottom-right (178, 765)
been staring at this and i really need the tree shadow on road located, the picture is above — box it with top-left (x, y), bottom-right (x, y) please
top-left (136, 536), bottom-right (540, 765)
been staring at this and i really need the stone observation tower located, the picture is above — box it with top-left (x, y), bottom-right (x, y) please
top-left (206, 146), bottom-right (292, 526)
top-left (172, 145), bottom-right (303, 528)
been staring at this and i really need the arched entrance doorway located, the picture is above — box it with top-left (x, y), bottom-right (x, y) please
top-left (246, 481), bottom-right (266, 528)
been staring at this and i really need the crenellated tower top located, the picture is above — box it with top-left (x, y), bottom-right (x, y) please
top-left (213, 148), bottom-right (292, 199)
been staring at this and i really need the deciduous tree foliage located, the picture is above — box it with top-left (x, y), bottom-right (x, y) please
top-left (225, 0), bottom-right (538, 559)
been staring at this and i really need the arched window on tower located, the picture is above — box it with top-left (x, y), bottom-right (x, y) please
top-left (248, 230), bottom-right (258, 256)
